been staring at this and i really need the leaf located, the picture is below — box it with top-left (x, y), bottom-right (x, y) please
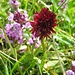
top-left (44, 61), bottom-right (58, 68)
top-left (50, 69), bottom-right (58, 75)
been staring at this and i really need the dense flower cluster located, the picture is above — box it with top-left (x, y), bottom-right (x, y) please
top-left (30, 8), bottom-right (57, 39)
top-left (5, 23), bottom-right (23, 44)
top-left (13, 11), bottom-right (26, 24)
top-left (0, 0), bottom-right (31, 44)
top-left (9, 0), bottom-right (20, 9)
top-left (66, 61), bottom-right (75, 75)
top-left (8, 10), bottom-right (31, 28)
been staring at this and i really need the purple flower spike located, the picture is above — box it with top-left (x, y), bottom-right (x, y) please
top-left (9, 0), bottom-right (20, 9)
top-left (5, 23), bottom-right (23, 44)
top-left (13, 11), bottom-right (25, 24)
top-left (9, 0), bottom-right (20, 6)
top-left (13, 11), bottom-right (31, 28)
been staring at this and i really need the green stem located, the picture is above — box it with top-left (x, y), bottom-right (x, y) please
top-left (53, 37), bottom-right (66, 75)
top-left (40, 38), bottom-right (47, 75)
top-left (0, 50), bottom-right (17, 62)
top-left (41, 39), bottom-right (45, 52)
top-left (1, 58), bottom-right (9, 75)
top-left (4, 63), bottom-right (9, 75)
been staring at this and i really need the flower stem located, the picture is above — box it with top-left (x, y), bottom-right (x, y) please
top-left (53, 37), bottom-right (66, 75)
top-left (40, 38), bottom-right (47, 74)
top-left (4, 63), bottom-right (9, 75)
top-left (41, 38), bottom-right (45, 52)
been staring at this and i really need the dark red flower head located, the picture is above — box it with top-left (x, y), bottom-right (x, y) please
top-left (13, 11), bottom-right (25, 24)
top-left (30, 8), bottom-right (57, 40)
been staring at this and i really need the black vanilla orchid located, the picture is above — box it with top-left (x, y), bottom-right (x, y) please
top-left (30, 8), bottom-right (57, 40)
